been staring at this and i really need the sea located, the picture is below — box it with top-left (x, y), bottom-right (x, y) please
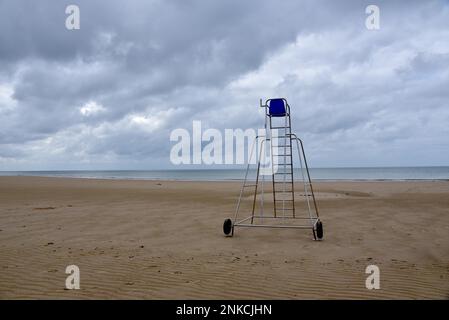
top-left (0, 167), bottom-right (448, 181)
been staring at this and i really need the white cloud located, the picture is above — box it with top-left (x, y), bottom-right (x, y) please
top-left (0, 84), bottom-right (17, 112)
top-left (79, 101), bottom-right (106, 116)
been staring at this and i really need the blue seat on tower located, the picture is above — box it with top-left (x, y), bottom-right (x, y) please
top-left (268, 99), bottom-right (286, 117)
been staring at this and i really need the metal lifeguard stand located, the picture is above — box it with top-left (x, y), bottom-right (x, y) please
top-left (223, 98), bottom-right (323, 240)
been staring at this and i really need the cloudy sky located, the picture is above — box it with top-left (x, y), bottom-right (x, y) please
top-left (0, 0), bottom-right (448, 170)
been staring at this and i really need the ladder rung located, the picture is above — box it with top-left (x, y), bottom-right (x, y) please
top-left (269, 114), bottom-right (289, 117)
top-left (274, 199), bottom-right (294, 201)
top-left (271, 126), bottom-right (291, 129)
top-left (275, 208), bottom-right (295, 210)
top-left (272, 145), bottom-right (291, 148)
top-left (274, 172), bottom-right (292, 175)
top-left (273, 154), bottom-right (292, 156)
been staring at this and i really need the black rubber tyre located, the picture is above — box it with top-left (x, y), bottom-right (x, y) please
top-left (223, 218), bottom-right (233, 236)
top-left (316, 220), bottom-right (324, 240)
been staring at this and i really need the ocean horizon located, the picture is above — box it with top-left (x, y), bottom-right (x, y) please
top-left (1, 166), bottom-right (448, 181)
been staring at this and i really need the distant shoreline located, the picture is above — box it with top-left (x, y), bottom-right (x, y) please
top-left (1, 167), bottom-right (449, 181)
top-left (1, 174), bottom-right (448, 182)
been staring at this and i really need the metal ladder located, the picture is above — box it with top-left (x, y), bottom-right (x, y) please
top-left (269, 106), bottom-right (296, 219)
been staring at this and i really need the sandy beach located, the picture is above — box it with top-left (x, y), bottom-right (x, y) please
top-left (0, 176), bottom-right (448, 299)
